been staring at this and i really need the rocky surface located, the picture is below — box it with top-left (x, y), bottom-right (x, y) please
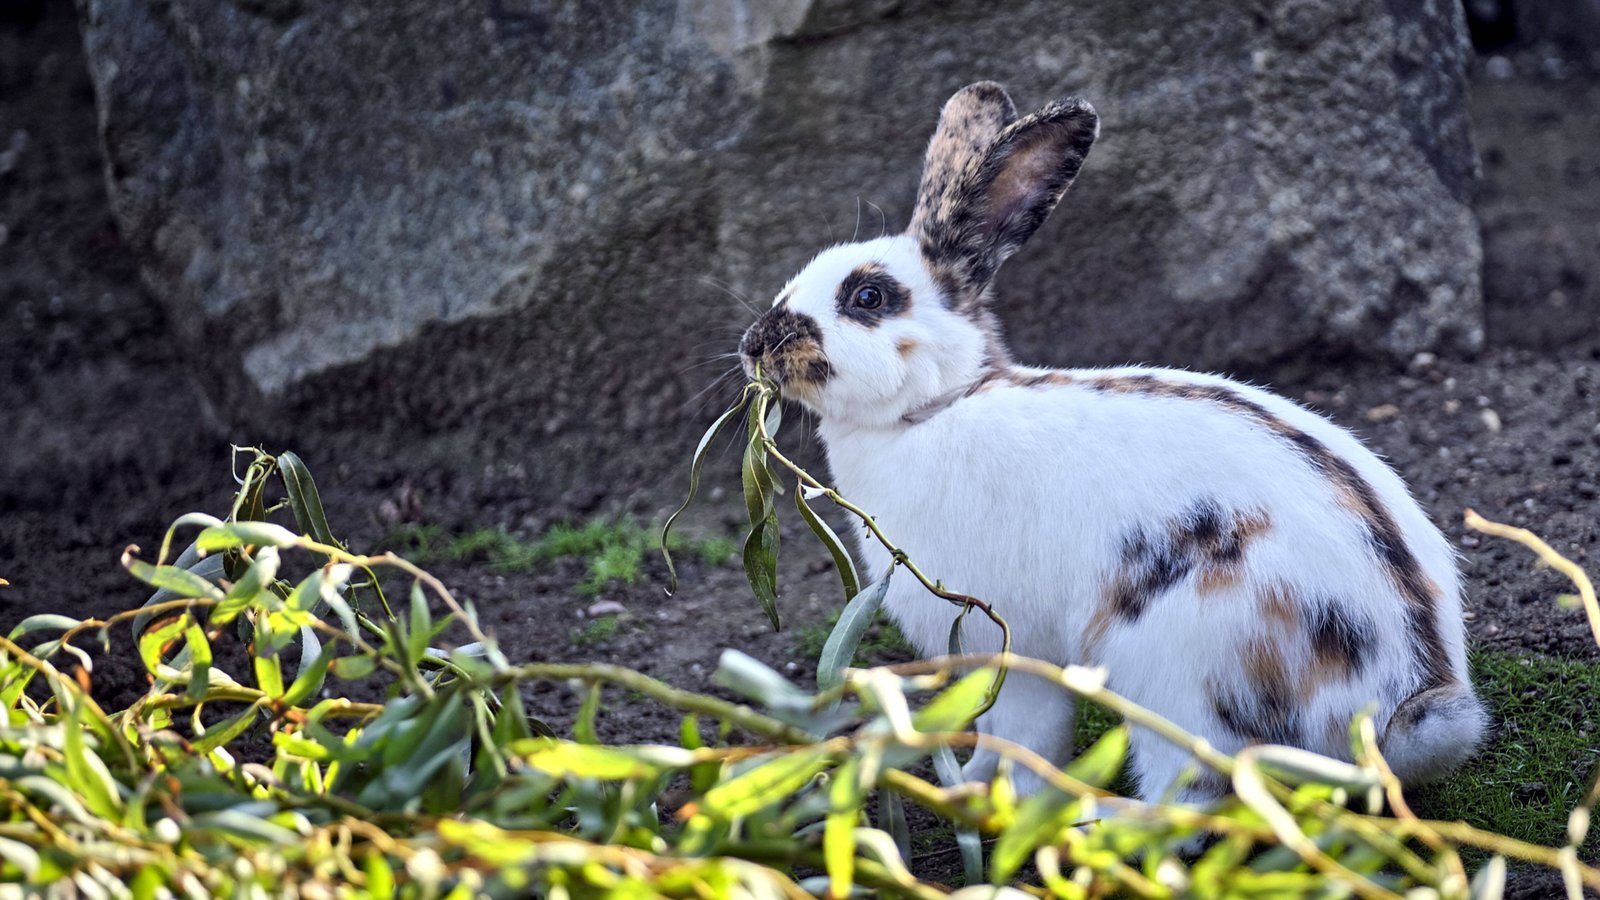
top-left (75, 0), bottom-right (1484, 496)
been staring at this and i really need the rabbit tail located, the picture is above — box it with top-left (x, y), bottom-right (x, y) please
top-left (1381, 682), bottom-right (1489, 785)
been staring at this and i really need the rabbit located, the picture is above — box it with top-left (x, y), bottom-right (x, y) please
top-left (736, 82), bottom-right (1487, 804)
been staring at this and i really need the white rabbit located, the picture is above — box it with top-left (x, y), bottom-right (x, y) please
top-left (738, 83), bottom-right (1486, 802)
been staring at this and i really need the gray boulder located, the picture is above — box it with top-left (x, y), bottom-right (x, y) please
top-left (77, 0), bottom-right (1482, 493)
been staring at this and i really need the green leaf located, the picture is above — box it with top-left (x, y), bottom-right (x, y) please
top-left (64, 702), bottom-right (123, 820)
top-left (0, 836), bottom-right (40, 880)
top-left (762, 395), bottom-right (783, 440)
top-left (741, 403), bottom-right (776, 526)
top-left (699, 748), bottom-right (831, 820)
top-left (795, 486), bottom-right (860, 602)
top-left (134, 551), bottom-right (227, 640)
top-left (933, 747), bottom-right (986, 886)
top-left (184, 620), bottom-right (212, 701)
top-left (817, 571), bottom-right (891, 691)
top-left (1250, 743), bottom-right (1379, 791)
top-left (742, 517), bottom-right (781, 632)
top-left (278, 451), bottom-right (339, 557)
top-left (491, 685), bottom-right (540, 747)
top-left (330, 655), bottom-right (378, 680)
top-left (212, 547), bottom-right (281, 627)
top-left (679, 715), bottom-right (702, 750)
top-left (574, 681), bottom-right (601, 745)
top-left (825, 756), bottom-right (861, 898)
top-left (125, 556), bottom-right (226, 604)
top-left (948, 609), bottom-right (968, 657)
top-left (254, 636), bottom-right (286, 699)
top-left (713, 650), bottom-right (812, 710)
top-left (681, 717), bottom-right (721, 794)
top-left (13, 776), bottom-right (97, 827)
top-left (991, 786), bottom-right (1075, 883)
top-left (137, 614), bottom-right (190, 678)
top-left (281, 633), bottom-right (334, 708)
top-left (193, 705), bottom-right (262, 755)
top-left (7, 615), bottom-right (80, 640)
top-left (188, 808), bottom-right (298, 846)
top-left (880, 788), bottom-right (910, 864)
top-left (407, 582), bottom-right (432, 666)
top-left (515, 739), bottom-right (664, 781)
top-left (194, 521), bottom-right (300, 553)
top-left (364, 852), bottom-right (395, 897)
top-left (914, 669), bottom-right (995, 734)
top-left (661, 392), bottom-right (750, 594)
top-left (1063, 724), bottom-right (1128, 789)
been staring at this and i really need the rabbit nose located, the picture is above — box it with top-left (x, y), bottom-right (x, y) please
top-left (739, 327), bottom-right (763, 359)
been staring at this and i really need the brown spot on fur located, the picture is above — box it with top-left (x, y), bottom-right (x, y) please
top-left (1258, 582), bottom-right (1300, 631)
top-left (1305, 598), bottom-right (1376, 682)
top-left (1195, 508), bottom-right (1272, 595)
top-left (1252, 581), bottom-right (1376, 712)
top-left (895, 337), bottom-right (917, 357)
top-left (1243, 636), bottom-right (1294, 707)
top-left (1098, 499), bottom-right (1273, 624)
top-left (1081, 374), bottom-right (1452, 693)
top-left (1081, 603), bottom-right (1115, 664)
top-left (1208, 661), bottom-right (1303, 747)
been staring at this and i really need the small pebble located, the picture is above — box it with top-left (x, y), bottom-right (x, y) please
top-left (1365, 403), bottom-right (1400, 423)
top-left (585, 600), bottom-right (627, 618)
top-left (1480, 409), bottom-right (1502, 433)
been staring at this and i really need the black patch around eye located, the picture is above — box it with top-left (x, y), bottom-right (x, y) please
top-left (835, 264), bottom-right (910, 326)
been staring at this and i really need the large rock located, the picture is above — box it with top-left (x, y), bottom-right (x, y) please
top-left (77, 0), bottom-right (1482, 493)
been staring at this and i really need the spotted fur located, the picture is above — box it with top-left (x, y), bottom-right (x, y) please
top-left (738, 307), bottom-right (832, 389)
top-left (735, 83), bottom-right (1486, 804)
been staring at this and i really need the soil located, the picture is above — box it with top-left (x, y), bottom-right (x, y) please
top-left (2, 2), bottom-right (1598, 889)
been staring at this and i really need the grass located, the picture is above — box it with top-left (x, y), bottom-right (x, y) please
top-left (384, 518), bottom-right (738, 596)
top-left (1416, 648), bottom-right (1600, 855)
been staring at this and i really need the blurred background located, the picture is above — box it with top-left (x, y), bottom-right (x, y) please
top-left (1, 1), bottom-right (1597, 661)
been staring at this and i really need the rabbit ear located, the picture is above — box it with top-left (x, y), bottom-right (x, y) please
top-left (912, 95), bottom-right (1099, 307)
top-left (908, 82), bottom-right (1017, 241)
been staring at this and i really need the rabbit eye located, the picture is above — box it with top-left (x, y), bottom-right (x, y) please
top-left (852, 285), bottom-right (884, 310)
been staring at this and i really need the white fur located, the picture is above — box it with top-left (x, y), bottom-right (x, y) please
top-left (761, 234), bottom-right (1484, 800)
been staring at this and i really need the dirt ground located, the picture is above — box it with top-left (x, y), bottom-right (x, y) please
top-left (2, 5), bottom-right (1599, 886)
